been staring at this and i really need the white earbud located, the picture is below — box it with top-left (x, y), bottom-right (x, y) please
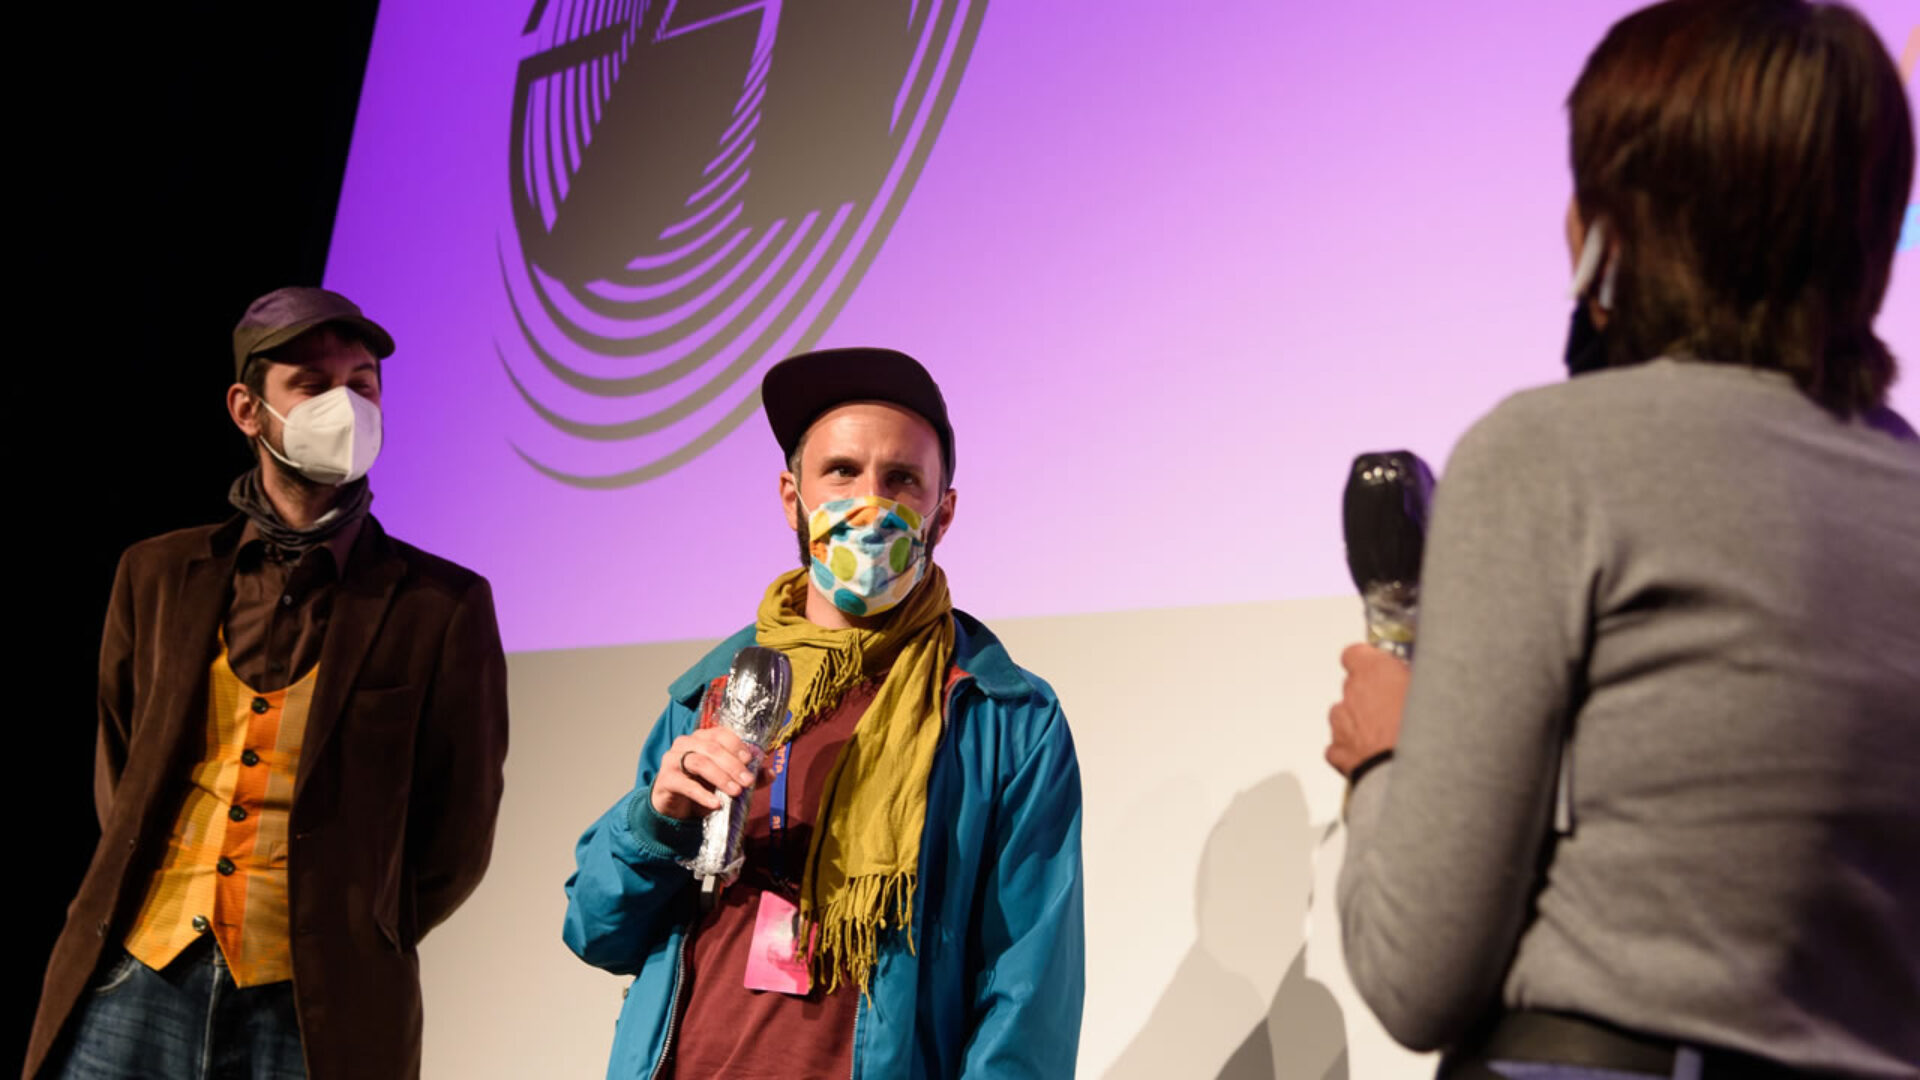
top-left (1569, 219), bottom-right (1618, 310)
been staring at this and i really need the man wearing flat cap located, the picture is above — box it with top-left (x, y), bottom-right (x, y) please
top-left (27, 287), bottom-right (510, 1079)
top-left (564, 348), bottom-right (1085, 1078)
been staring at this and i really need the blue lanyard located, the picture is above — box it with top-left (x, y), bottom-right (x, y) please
top-left (765, 742), bottom-right (797, 890)
top-left (768, 742), bottom-right (792, 837)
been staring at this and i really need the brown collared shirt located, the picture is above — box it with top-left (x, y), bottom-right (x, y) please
top-left (224, 518), bottom-right (363, 692)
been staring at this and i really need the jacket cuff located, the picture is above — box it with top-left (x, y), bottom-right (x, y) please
top-left (626, 789), bottom-right (705, 860)
top-left (1342, 754), bottom-right (1394, 828)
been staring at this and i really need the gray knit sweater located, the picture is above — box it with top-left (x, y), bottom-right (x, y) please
top-left (1339, 360), bottom-right (1920, 1077)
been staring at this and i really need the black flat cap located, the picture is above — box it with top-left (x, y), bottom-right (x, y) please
top-left (762, 347), bottom-right (955, 478)
top-left (232, 286), bottom-right (396, 380)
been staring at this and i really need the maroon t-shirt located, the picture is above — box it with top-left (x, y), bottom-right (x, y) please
top-left (665, 679), bottom-right (875, 1079)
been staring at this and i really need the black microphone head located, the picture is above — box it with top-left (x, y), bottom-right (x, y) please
top-left (1342, 450), bottom-right (1436, 593)
top-left (718, 646), bottom-right (792, 749)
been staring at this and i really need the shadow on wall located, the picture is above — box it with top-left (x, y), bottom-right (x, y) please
top-left (1105, 773), bottom-right (1348, 1080)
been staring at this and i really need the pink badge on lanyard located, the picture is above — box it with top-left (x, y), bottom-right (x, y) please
top-left (744, 891), bottom-right (813, 995)
top-left (743, 741), bottom-right (812, 994)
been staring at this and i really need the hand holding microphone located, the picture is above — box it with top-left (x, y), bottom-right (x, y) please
top-left (1341, 451), bottom-right (1435, 660)
top-left (1327, 645), bottom-right (1412, 777)
top-left (1328, 451), bottom-right (1434, 779)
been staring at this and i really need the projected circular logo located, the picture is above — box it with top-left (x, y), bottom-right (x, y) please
top-left (500, 0), bottom-right (987, 488)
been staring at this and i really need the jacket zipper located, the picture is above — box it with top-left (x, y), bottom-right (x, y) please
top-left (646, 927), bottom-right (690, 1080)
top-left (847, 996), bottom-right (862, 1080)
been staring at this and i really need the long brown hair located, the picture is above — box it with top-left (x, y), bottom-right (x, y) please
top-left (1569, 0), bottom-right (1913, 415)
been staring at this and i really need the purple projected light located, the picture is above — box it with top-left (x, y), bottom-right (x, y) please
top-left (499, 0), bottom-right (984, 488)
top-left (328, 1), bottom-right (1920, 653)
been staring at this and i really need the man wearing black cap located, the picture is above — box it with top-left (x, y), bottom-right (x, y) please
top-left (564, 348), bottom-right (1086, 1078)
top-left (27, 287), bottom-right (510, 1079)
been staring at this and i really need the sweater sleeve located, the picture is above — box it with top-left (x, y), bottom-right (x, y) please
top-left (1337, 395), bottom-right (1595, 1051)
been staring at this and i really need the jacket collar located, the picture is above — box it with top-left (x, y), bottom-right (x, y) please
top-left (294, 515), bottom-right (406, 799)
top-left (199, 513), bottom-right (251, 559)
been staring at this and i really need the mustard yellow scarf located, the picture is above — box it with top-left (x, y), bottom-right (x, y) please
top-left (755, 564), bottom-right (955, 993)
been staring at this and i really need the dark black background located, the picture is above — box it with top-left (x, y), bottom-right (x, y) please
top-left (20, 2), bottom-right (381, 1068)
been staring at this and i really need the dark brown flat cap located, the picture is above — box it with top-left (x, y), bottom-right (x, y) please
top-left (231, 286), bottom-right (395, 379)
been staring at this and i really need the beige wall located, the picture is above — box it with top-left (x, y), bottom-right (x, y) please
top-left (418, 597), bottom-right (1435, 1079)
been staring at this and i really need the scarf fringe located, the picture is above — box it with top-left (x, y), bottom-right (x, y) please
top-left (804, 870), bottom-right (918, 995)
top-left (756, 566), bottom-right (952, 998)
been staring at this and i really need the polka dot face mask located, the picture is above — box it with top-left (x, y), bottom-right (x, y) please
top-left (801, 495), bottom-right (932, 617)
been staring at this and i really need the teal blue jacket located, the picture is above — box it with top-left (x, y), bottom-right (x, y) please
top-left (562, 612), bottom-right (1086, 1078)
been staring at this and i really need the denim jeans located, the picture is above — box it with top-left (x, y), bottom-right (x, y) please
top-left (54, 937), bottom-right (305, 1079)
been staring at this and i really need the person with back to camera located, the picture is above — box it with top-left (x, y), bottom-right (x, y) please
top-left (1325, 1), bottom-right (1919, 1077)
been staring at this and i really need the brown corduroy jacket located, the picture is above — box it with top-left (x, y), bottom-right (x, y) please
top-left (26, 514), bottom-right (509, 1079)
